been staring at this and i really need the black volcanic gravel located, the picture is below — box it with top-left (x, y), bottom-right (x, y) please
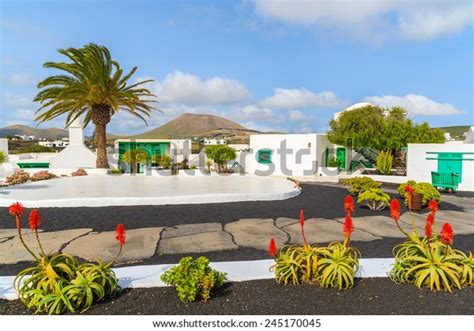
top-left (1, 278), bottom-right (473, 315)
top-left (0, 183), bottom-right (472, 276)
top-left (0, 183), bottom-right (465, 232)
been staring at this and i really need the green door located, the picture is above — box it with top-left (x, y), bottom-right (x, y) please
top-left (336, 147), bottom-right (346, 170)
top-left (437, 153), bottom-right (462, 183)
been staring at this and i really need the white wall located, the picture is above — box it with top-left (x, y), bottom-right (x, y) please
top-left (248, 134), bottom-right (333, 177)
top-left (407, 143), bottom-right (474, 191)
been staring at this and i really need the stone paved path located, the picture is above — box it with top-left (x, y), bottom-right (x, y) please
top-left (1, 209), bottom-right (472, 265)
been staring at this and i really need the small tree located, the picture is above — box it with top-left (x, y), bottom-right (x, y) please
top-left (205, 145), bottom-right (236, 173)
top-left (121, 149), bottom-right (149, 174)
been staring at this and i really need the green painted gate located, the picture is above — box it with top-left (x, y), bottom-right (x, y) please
top-left (118, 141), bottom-right (170, 173)
top-left (336, 147), bottom-right (346, 170)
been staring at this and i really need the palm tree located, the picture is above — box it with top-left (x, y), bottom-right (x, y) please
top-left (34, 43), bottom-right (157, 168)
top-left (121, 149), bottom-right (149, 174)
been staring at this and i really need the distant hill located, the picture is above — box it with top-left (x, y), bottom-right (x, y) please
top-left (437, 125), bottom-right (471, 140)
top-left (0, 124), bottom-right (120, 141)
top-left (133, 113), bottom-right (256, 141)
top-left (0, 124), bottom-right (68, 139)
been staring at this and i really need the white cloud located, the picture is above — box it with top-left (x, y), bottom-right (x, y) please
top-left (398, 5), bottom-right (474, 40)
top-left (8, 73), bottom-right (34, 86)
top-left (260, 88), bottom-right (343, 109)
top-left (14, 108), bottom-right (35, 120)
top-left (241, 121), bottom-right (283, 133)
top-left (364, 94), bottom-right (463, 116)
top-left (232, 104), bottom-right (275, 120)
top-left (2, 92), bottom-right (32, 108)
top-left (288, 110), bottom-right (305, 121)
top-left (143, 71), bottom-right (250, 105)
top-left (252, 0), bottom-right (473, 41)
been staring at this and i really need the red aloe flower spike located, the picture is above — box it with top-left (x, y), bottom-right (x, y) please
top-left (9, 202), bottom-right (25, 218)
top-left (390, 199), bottom-right (400, 222)
top-left (440, 222), bottom-right (454, 246)
top-left (269, 238), bottom-right (277, 258)
top-left (389, 199), bottom-right (409, 238)
top-left (404, 185), bottom-right (415, 210)
top-left (112, 224), bottom-right (127, 265)
top-left (28, 209), bottom-right (45, 255)
top-left (428, 199), bottom-right (439, 214)
top-left (344, 195), bottom-right (355, 215)
top-left (299, 209), bottom-right (308, 245)
top-left (116, 224), bottom-right (126, 246)
top-left (8, 202), bottom-right (38, 260)
top-left (28, 209), bottom-right (41, 231)
top-left (426, 212), bottom-right (435, 226)
top-left (425, 219), bottom-right (433, 238)
top-left (343, 213), bottom-right (354, 244)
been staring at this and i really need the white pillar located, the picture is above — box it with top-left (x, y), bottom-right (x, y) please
top-left (0, 138), bottom-right (8, 155)
top-left (68, 117), bottom-right (85, 146)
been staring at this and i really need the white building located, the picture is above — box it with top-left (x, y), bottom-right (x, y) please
top-left (38, 139), bottom-right (69, 148)
top-left (464, 126), bottom-right (474, 144)
top-left (228, 144), bottom-right (250, 152)
top-left (247, 133), bottom-right (341, 177)
top-left (114, 138), bottom-right (192, 173)
top-left (203, 138), bottom-right (227, 145)
top-left (407, 142), bottom-right (474, 191)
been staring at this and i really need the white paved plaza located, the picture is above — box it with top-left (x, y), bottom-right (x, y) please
top-left (0, 174), bottom-right (300, 207)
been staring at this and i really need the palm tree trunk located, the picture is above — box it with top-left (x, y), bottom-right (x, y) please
top-left (95, 123), bottom-right (109, 168)
top-left (92, 105), bottom-right (111, 169)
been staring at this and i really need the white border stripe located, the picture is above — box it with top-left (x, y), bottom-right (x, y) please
top-left (0, 258), bottom-right (394, 300)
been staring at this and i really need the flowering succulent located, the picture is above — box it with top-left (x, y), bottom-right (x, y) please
top-left (270, 198), bottom-right (360, 290)
top-left (11, 202), bottom-right (124, 314)
top-left (389, 198), bottom-right (471, 292)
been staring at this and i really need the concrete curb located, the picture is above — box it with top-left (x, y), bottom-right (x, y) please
top-left (0, 258), bottom-right (394, 300)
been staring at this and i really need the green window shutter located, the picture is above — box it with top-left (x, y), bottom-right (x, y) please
top-left (258, 149), bottom-right (272, 164)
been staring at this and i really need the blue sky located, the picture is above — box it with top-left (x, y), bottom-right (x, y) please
top-left (1, 0), bottom-right (473, 135)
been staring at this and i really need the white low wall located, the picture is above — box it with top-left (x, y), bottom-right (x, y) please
top-left (248, 134), bottom-right (334, 177)
top-left (407, 143), bottom-right (474, 191)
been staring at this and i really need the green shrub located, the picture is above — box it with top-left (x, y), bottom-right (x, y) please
top-left (398, 180), bottom-right (416, 196)
top-left (376, 150), bottom-right (393, 175)
top-left (110, 168), bottom-right (123, 175)
top-left (357, 188), bottom-right (391, 210)
top-left (341, 176), bottom-right (381, 195)
top-left (160, 256), bottom-right (227, 303)
top-left (154, 155), bottom-right (172, 169)
top-left (398, 181), bottom-right (441, 206)
top-left (327, 156), bottom-right (340, 168)
top-left (5, 170), bottom-right (30, 185)
top-left (205, 145), bottom-right (236, 173)
top-left (0, 151), bottom-right (8, 164)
